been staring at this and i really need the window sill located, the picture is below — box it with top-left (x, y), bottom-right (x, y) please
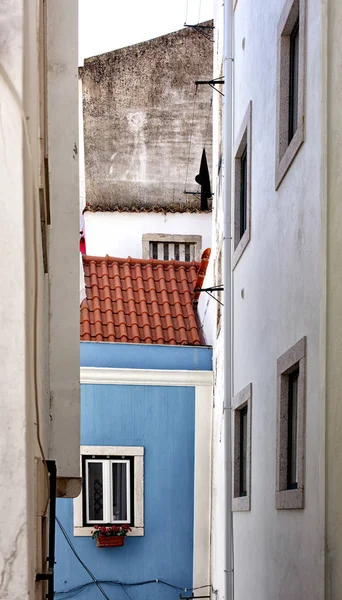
top-left (275, 119), bottom-right (304, 189)
top-left (232, 226), bottom-right (250, 270)
top-left (74, 526), bottom-right (144, 537)
top-left (232, 495), bottom-right (250, 512)
top-left (276, 488), bottom-right (304, 510)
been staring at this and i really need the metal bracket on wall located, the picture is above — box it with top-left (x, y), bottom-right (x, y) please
top-left (180, 595), bottom-right (211, 600)
top-left (195, 78), bottom-right (225, 96)
top-left (194, 285), bottom-right (224, 306)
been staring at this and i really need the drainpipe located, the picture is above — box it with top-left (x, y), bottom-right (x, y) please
top-left (223, 0), bottom-right (234, 599)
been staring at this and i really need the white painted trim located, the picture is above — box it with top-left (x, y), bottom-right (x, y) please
top-left (80, 367), bottom-right (213, 387)
top-left (74, 446), bottom-right (144, 537)
top-left (81, 445), bottom-right (144, 456)
top-left (74, 526), bottom-right (144, 537)
top-left (193, 385), bottom-right (212, 588)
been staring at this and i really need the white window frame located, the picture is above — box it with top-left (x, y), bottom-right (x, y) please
top-left (85, 458), bottom-right (131, 525)
top-left (74, 446), bottom-right (144, 536)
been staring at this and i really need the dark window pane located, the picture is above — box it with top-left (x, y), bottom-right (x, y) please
top-left (174, 243), bottom-right (180, 261)
top-left (151, 242), bottom-right (158, 260)
top-left (112, 462), bottom-right (128, 521)
top-left (289, 19), bottom-right (299, 143)
top-left (184, 244), bottom-right (191, 262)
top-left (88, 462), bottom-right (103, 521)
top-left (240, 147), bottom-right (248, 240)
top-left (163, 243), bottom-right (169, 261)
top-left (240, 407), bottom-right (248, 496)
top-left (287, 369), bottom-right (299, 489)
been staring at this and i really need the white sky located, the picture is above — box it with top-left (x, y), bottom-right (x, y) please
top-left (79, 0), bottom-right (213, 64)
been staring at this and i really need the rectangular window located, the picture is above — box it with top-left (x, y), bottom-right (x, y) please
top-left (233, 102), bottom-right (252, 269)
top-left (239, 147), bottom-right (248, 239)
top-left (287, 369), bottom-right (299, 489)
top-left (276, 337), bottom-right (306, 509)
top-left (74, 446), bottom-right (144, 536)
top-left (239, 406), bottom-right (248, 497)
top-left (275, 0), bottom-right (306, 188)
top-left (83, 456), bottom-right (133, 525)
top-left (233, 383), bottom-right (252, 511)
top-left (288, 18), bottom-right (299, 143)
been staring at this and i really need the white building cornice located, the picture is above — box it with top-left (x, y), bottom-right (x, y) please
top-left (80, 367), bottom-right (213, 387)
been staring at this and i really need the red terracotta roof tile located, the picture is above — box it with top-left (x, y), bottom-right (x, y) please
top-left (80, 252), bottom-right (210, 345)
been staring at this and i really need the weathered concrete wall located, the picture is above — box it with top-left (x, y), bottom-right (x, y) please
top-left (47, 0), bottom-right (81, 482)
top-left (81, 23), bottom-right (213, 211)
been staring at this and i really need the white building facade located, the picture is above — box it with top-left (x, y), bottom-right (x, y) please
top-left (0, 2), bottom-right (80, 598)
top-left (210, 0), bottom-right (342, 598)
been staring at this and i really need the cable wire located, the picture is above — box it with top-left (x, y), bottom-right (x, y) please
top-left (55, 517), bottom-right (111, 600)
top-left (55, 578), bottom-right (214, 598)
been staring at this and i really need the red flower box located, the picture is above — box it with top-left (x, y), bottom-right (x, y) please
top-left (96, 535), bottom-right (125, 548)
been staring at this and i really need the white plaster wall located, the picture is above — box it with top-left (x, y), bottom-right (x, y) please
top-left (84, 210), bottom-right (212, 258)
top-left (325, 0), bottom-right (342, 595)
top-left (84, 210), bottom-right (214, 344)
top-left (0, 2), bottom-right (80, 597)
top-left (210, 0), bottom-right (226, 597)
top-left (211, 1), bottom-right (324, 599)
top-left (47, 0), bottom-right (80, 479)
top-left (0, 5), bottom-right (31, 598)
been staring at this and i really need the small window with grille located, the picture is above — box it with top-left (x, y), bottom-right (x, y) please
top-left (74, 446), bottom-right (144, 535)
top-left (142, 234), bottom-right (202, 262)
top-left (82, 455), bottom-right (134, 525)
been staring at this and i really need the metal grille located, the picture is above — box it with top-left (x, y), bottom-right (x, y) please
top-left (149, 241), bottom-right (195, 262)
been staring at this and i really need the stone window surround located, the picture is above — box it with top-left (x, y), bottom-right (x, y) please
top-left (276, 336), bottom-right (306, 510)
top-left (232, 101), bottom-right (252, 270)
top-left (232, 383), bottom-right (252, 512)
top-left (74, 445), bottom-right (144, 536)
top-left (275, 0), bottom-right (306, 189)
top-left (142, 233), bottom-right (202, 262)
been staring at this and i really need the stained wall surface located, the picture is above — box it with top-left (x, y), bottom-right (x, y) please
top-left (81, 24), bottom-right (213, 211)
top-left (211, 0), bottom-right (324, 599)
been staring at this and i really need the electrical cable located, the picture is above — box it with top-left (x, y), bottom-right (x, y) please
top-left (0, 62), bottom-right (50, 516)
top-left (120, 584), bottom-right (134, 600)
top-left (55, 581), bottom-right (214, 599)
top-left (55, 516), bottom-right (111, 600)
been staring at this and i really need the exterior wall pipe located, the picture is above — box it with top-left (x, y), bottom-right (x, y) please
top-left (223, 1), bottom-right (234, 599)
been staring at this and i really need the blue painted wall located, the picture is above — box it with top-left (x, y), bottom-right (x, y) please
top-left (55, 383), bottom-right (196, 600)
top-left (81, 341), bottom-right (212, 371)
